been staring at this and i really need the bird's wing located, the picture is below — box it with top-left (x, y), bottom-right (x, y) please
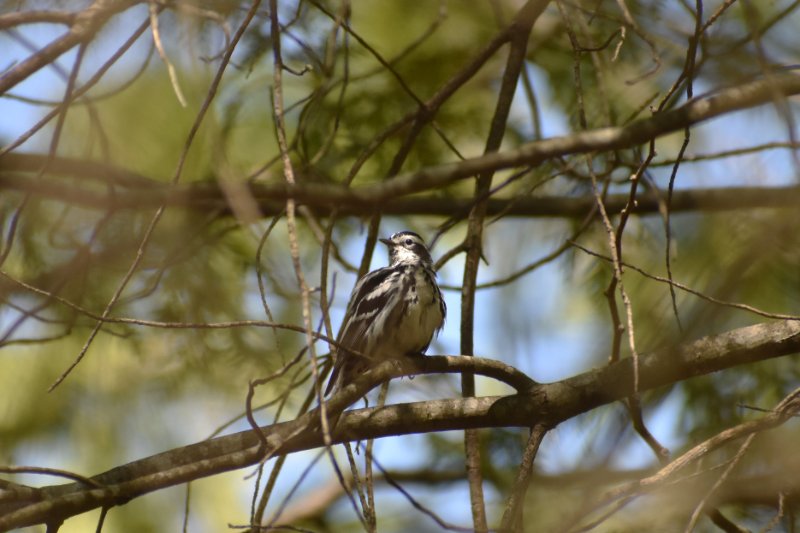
top-left (325, 266), bottom-right (401, 395)
top-left (423, 267), bottom-right (447, 333)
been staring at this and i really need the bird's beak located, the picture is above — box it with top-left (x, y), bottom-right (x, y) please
top-left (379, 238), bottom-right (392, 246)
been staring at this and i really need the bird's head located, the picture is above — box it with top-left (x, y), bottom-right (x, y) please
top-left (380, 231), bottom-right (433, 267)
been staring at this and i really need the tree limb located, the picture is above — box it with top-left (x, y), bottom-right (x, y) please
top-left (1, 320), bottom-right (798, 530)
top-left (0, 0), bottom-right (138, 95)
top-left (4, 153), bottom-right (800, 218)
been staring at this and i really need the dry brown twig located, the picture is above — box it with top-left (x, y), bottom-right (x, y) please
top-left (570, 387), bottom-right (800, 532)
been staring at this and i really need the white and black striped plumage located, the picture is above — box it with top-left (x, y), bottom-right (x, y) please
top-left (325, 231), bottom-right (446, 395)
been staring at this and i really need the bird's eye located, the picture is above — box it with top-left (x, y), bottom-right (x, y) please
top-left (405, 238), bottom-right (413, 246)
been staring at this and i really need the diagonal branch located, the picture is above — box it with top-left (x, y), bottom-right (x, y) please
top-left (566, 386), bottom-right (800, 532)
top-left (0, 0), bottom-right (138, 95)
top-left (1, 320), bottom-right (799, 530)
top-left (347, 74), bottom-right (800, 203)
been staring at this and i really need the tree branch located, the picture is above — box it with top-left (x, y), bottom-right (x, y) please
top-left (1, 320), bottom-right (798, 530)
top-left (4, 152), bottom-right (800, 218)
top-left (457, 1), bottom-right (551, 528)
top-left (0, 0), bottom-right (138, 95)
top-left (0, 9), bottom-right (77, 30)
top-left (346, 74), bottom-right (800, 203)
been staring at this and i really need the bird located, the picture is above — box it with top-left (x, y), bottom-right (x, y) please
top-left (325, 231), bottom-right (446, 396)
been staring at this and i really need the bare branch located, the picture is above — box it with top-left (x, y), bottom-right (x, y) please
top-left (2, 321), bottom-right (798, 530)
top-left (0, 0), bottom-right (138, 95)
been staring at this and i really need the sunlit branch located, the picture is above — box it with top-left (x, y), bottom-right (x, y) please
top-left (2, 321), bottom-right (799, 530)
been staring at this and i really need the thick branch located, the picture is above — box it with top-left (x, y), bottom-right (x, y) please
top-left (3, 154), bottom-right (800, 217)
top-left (347, 74), bottom-right (800, 203)
top-left (1, 320), bottom-right (798, 530)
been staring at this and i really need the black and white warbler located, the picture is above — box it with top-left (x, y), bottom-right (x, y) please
top-left (325, 231), bottom-right (446, 395)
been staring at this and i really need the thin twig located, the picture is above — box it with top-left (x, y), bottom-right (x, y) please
top-left (499, 424), bottom-right (549, 530)
top-left (47, 0), bottom-right (260, 391)
top-left (148, 0), bottom-right (186, 106)
top-left (685, 433), bottom-right (755, 532)
top-left (570, 242), bottom-right (800, 322)
top-left (573, 388), bottom-right (800, 531)
top-left (457, 4), bottom-right (550, 529)
top-left (267, 0), bottom-right (331, 447)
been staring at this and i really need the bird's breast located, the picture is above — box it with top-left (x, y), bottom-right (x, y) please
top-left (399, 269), bottom-right (443, 339)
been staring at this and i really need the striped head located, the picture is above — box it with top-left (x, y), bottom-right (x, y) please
top-left (379, 231), bottom-right (433, 267)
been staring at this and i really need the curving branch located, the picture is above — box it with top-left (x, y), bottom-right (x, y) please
top-left (0, 10), bottom-right (78, 30)
top-left (1, 320), bottom-right (798, 530)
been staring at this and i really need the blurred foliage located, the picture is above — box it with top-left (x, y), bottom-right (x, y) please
top-left (1, 0), bottom-right (799, 531)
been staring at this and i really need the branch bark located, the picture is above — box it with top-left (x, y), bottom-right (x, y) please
top-left (1, 320), bottom-right (798, 530)
top-left (0, 154), bottom-right (800, 218)
top-left (3, 68), bottom-right (800, 218)
top-left (4, 156), bottom-right (800, 217)
top-left (457, 2), bottom-right (551, 529)
top-left (0, 0), bottom-right (138, 95)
